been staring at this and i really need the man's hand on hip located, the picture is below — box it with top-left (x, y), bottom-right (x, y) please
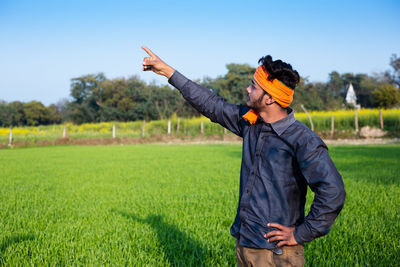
top-left (142, 46), bottom-right (175, 78)
top-left (264, 223), bottom-right (298, 247)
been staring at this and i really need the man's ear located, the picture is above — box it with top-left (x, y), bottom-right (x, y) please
top-left (265, 94), bottom-right (275, 106)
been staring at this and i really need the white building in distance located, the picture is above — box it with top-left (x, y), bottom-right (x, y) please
top-left (346, 83), bottom-right (361, 109)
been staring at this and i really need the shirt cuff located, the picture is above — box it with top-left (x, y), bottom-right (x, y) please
top-left (168, 70), bottom-right (189, 90)
top-left (293, 221), bottom-right (313, 245)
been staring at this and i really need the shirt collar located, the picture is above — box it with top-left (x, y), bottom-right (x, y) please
top-left (269, 108), bottom-right (296, 136)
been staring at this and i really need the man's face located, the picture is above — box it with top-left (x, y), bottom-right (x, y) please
top-left (246, 79), bottom-right (266, 110)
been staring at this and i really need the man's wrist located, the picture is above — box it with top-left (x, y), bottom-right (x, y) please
top-left (293, 223), bottom-right (310, 245)
top-left (164, 66), bottom-right (175, 79)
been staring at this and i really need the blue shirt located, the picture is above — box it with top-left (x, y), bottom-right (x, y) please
top-left (169, 71), bottom-right (346, 251)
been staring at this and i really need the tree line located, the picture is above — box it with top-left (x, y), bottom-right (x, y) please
top-left (1, 54), bottom-right (399, 127)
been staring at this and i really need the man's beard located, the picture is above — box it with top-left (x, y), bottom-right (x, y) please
top-left (246, 93), bottom-right (265, 111)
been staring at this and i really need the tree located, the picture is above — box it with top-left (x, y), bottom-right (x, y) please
top-left (8, 101), bottom-right (26, 126)
top-left (201, 64), bottom-right (255, 105)
top-left (46, 104), bottom-right (62, 124)
top-left (55, 98), bottom-right (70, 122)
top-left (68, 73), bottom-right (106, 123)
top-left (326, 71), bottom-right (346, 99)
top-left (371, 84), bottom-right (400, 108)
top-left (23, 101), bottom-right (48, 126)
top-left (0, 100), bottom-right (12, 127)
top-left (149, 84), bottom-right (181, 120)
top-left (385, 54), bottom-right (400, 87)
top-left (291, 78), bottom-right (325, 111)
top-left (125, 77), bottom-right (152, 121)
top-left (326, 71), bottom-right (380, 108)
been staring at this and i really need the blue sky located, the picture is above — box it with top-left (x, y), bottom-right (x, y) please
top-left (0, 0), bottom-right (399, 105)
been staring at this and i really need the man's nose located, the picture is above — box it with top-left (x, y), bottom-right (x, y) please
top-left (246, 86), bottom-right (251, 94)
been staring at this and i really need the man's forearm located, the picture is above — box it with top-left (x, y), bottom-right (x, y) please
top-left (168, 70), bottom-right (221, 116)
top-left (294, 141), bottom-right (346, 244)
top-left (168, 71), bottom-right (243, 137)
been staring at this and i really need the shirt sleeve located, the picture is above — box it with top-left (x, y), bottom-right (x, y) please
top-left (168, 70), bottom-right (244, 137)
top-left (293, 136), bottom-right (346, 245)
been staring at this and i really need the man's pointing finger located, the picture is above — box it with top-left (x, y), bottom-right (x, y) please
top-left (141, 46), bottom-right (156, 58)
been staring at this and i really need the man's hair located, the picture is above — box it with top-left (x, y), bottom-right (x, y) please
top-left (258, 55), bottom-right (300, 90)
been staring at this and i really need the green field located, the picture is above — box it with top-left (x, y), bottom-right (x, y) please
top-left (0, 144), bottom-right (399, 266)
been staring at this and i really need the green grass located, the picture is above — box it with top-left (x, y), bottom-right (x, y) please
top-left (0, 144), bottom-right (399, 266)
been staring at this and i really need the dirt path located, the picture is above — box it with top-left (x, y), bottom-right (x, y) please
top-left (153, 136), bottom-right (400, 146)
top-left (3, 136), bottom-right (399, 149)
top-left (323, 138), bottom-right (400, 145)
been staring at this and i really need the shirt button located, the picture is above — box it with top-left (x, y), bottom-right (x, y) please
top-left (256, 153), bottom-right (260, 157)
top-left (251, 171), bottom-right (255, 175)
top-left (246, 189), bottom-right (250, 194)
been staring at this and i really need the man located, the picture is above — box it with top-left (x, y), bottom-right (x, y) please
top-left (141, 46), bottom-right (346, 266)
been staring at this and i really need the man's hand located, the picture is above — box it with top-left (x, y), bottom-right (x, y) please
top-left (142, 46), bottom-right (175, 78)
top-left (264, 223), bottom-right (298, 247)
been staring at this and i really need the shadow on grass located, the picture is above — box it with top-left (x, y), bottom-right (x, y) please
top-left (0, 233), bottom-right (35, 261)
top-left (330, 146), bottom-right (400, 185)
top-left (225, 150), bottom-right (242, 159)
top-left (330, 145), bottom-right (400, 161)
top-left (112, 210), bottom-right (212, 266)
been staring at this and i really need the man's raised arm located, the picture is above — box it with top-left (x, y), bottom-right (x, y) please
top-left (141, 46), bottom-right (244, 137)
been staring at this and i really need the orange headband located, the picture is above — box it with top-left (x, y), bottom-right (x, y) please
top-left (253, 65), bottom-right (294, 108)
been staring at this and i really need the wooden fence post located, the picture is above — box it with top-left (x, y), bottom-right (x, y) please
top-left (168, 120), bottom-right (171, 135)
top-left (201, 121), bottom-right (204, 134)
top-left (62, 125), bottom-right (67, 138)
top-left (8, 128), bottom-right (12, 146)
top-left (224, 128), bottom-right (227, 134)
top-left (112, 124), bottom-right (116, 138)
top-left (330, 115), bottom-right (334, 137)
top-left (142, 120), bottom-right (146, 138)
top-left (300, 104), bottom-right (314, 131)
top-left (379, 109), bottom-right (384, 129)
top-left (177, 118), bottom-right (180, 133)
top-left (355, 112), bottom-right (359, 133)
